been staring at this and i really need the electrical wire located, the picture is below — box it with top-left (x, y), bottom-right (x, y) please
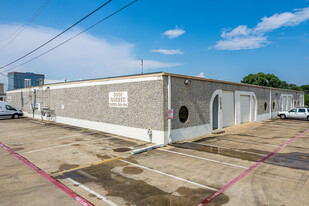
top-left (1, 0), bottom-right (138, 74)
top-left (0, 0), bottom-right (112, 70)
top-left (0, 0), bottom-right (51, 51)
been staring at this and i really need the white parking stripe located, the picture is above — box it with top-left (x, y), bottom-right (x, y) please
top-left (14, 132), bottom-right (99, 146)
top-left (66, 177), bottom-right (118, 206)
top-left (214, 137), bottom-right (279, 147)
top-left (23, 136), bottom-right (118, 154)
top-left (120, 159), bottom-right (218, 191)
top-left (189, 142), bottom-right (266, 157)
top-left (158, 148), bottom-right (248, 169)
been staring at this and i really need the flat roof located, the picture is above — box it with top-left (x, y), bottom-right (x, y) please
top-left (6, 71), bottom-right (304, 93)
top-left (8, 72), bottom-right (45, 76)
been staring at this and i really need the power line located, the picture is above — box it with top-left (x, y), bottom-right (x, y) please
top-left (0, 0), bottom-right (112, 71)
top-left (0, 0), bottom-right (51, 51)
top-left (1, 0), bottom-right (138, 74)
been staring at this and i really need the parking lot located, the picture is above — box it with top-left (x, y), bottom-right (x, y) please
top-left (0, 117), bottom-right (308, 206)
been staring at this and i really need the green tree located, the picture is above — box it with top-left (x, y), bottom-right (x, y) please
top-left (300, 85), bottom-right (309, 94)
top-left (241, 72), bottom-right (293, 89)
top-left (305, 94), bottom-right (309, 107)
top-left (241, 72), bottom-right (281, 88)
top-left (288, 84), bottom-right (302, 91)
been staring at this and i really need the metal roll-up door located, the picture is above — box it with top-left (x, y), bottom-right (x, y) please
top-left (240, 95), bottom-right (250, 123)
top-left (282, 96), bottom-right (287, 111)
top-left (222, 91), bottom-right (235, 128)
top-left (287, 96), bottom-right (292, 110)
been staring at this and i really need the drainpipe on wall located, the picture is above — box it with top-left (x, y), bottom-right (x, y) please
top-left (167, 75), bottom-right (172, 144)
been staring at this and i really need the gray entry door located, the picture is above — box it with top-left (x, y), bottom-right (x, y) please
top-left (212, 95), bottom-right (219, 130)
top-left (222, 91), bottom-right (235, 128)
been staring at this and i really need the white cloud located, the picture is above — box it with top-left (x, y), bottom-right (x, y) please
top-left (221, 25), bottom-right (251, 39)
top-left (214, 36), bottom-right (269, 50)
top-left (163, 26), bottom-right (185, 39)
top-left (197, 72), bottom-right (206, 78)
top-left (141, 60), bottom-right (181, 69)
top-left (214, 7), bottom-right (309, 50)
top-left (151, 49), bottom-right (183, 55)
top-left (255, 7), bottom-right (309, 33)
top-left (0, 24), bottom-right (181, 87)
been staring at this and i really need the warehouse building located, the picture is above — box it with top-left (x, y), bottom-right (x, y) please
top-left (6, 72), bottom-right (304, 144)
top-left (8, 72), bottom-right (45, 90)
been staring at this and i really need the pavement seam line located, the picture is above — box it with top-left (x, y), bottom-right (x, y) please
top-left (189, 142), bottom-right (267, 157)
top-left (158, 148), bottom-right (248, 169)
top-left (14, 132), bottom-right (99, 146)
top-left (197, 127), bottom-right (309, 206)
top-left (23, 136), bottom-right (118, 154)
top-left (55, 158), bottom-right (119, 175)
top-left (66, 177), bottom-right (118, 206)
top-left (119, 159), bottom-right (218, 191)
top-left (0, 142), bottom-right (93, 206)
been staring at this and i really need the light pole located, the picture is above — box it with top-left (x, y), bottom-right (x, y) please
top-left (139, 59), bottom-right (143, 74)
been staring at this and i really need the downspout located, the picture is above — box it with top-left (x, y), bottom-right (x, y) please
top-left (167, 75), bottom-right (172, 144)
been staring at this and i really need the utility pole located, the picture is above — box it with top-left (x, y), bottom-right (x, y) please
top-left (33, 89), bottom-right (36, 118)
top-left (140, 59), bottom-right (143, 74)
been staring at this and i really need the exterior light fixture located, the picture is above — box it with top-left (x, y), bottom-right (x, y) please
top-left (184, 79), bottom-right (191, 85)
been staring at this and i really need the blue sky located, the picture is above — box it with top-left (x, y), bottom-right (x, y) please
top-left (0, 0), bottom-right (308, 87)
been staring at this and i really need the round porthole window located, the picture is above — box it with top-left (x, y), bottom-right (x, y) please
top-left (264, 102), bottom-right (267, 111)
top-left (179, 106), bottom-right (189, 123)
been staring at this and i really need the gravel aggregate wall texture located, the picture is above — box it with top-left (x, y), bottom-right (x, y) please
top-left (170, 76), bottom-right (302, 130)
top-left (6, 73), bottom-right (303, 135)
top-left (7, 80), bottom-right (164, 131)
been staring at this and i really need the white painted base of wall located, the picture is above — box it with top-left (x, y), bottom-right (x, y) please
top-left (256, 112), bottom-right (278, 122)
top-left (256, 113), bottom-right (270, 122)
top-left (171, 124), bottom-right (212, 143)
top-left (23, 112), bottom-right (166, 144)
top-left (23, 110), bottom-right (278, 145)
top-left (271, 111), bottom-right (279, 118)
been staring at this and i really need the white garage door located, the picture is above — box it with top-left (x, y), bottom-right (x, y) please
top-left (282, 96), bottom-right (287, 111)
top-left (287, 96), bottom-right (292, 110)
top-left (240, 95), bottom-right (250, 123)
top-left (222, 91), bottom-right (235, 128)
top-left (300, 96), bottom-right (304, 107)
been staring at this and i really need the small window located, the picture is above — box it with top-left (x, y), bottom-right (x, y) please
top-left (272, 102), bottom-right (275, 110)
top-left (307, 109), bottom-right (309, 113)
top-left (297, 101), bottom-right (300, 106)
top-left (298, 109), bottom-right (306, 113)
top-left (264, 102), bottom-right (267, 111)
top-left (294, 101), bottom-right (297, 106)
top-left (179, 106), bottom-right (189, 123)
top-left (5, 105), bottom-right (16, 111)
top-left (289, 108), bottom-right (297, 112)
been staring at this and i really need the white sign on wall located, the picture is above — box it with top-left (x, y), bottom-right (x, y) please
top-left (109, 91), bottom-right (128, 108)
top-left (30, 102), bottom-right (41, 111)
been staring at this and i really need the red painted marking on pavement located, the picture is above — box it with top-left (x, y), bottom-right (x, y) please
top-left (197, 128), bottom-right (309, 206)
top-left (0, 142), bottom-right (93, 206)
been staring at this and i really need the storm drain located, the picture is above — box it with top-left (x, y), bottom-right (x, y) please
top-left (113, 147), bottom-right (131, 152)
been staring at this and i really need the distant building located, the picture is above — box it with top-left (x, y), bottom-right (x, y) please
top-left (8, 72), bottom-right (45, 90)
top-left (0, 83), bottom-right (5, 101)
